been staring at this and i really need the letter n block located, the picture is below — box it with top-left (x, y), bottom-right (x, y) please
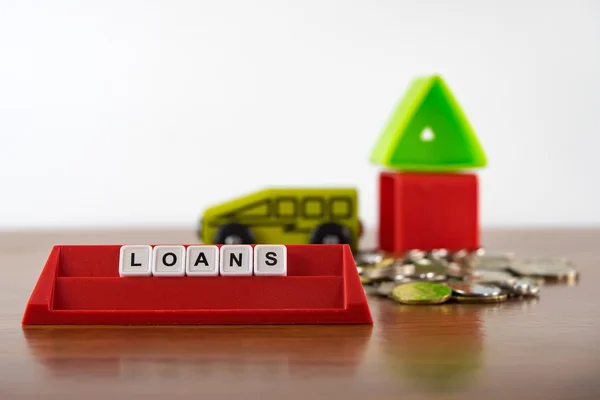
top-left (378, 171), bottom-right (479, 253)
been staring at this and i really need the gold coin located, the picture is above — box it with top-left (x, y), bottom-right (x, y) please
top-left (375, 257), bottom-right (397, 268)
top-left (453, 293), bottom-right (508, 303)
top-left (391, 282), bottom-right (452, 305)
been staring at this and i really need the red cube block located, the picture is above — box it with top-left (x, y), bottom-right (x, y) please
top-left (378, 171), bottom-right (479, 253)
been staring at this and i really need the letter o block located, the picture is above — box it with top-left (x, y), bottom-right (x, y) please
top-left (152, 246), bottom-right (186, 277)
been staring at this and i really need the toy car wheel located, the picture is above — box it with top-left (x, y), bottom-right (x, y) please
top-left (213, 223), bottom-right (256, 245)
top-left (310, 223), bottom-right (352, 245)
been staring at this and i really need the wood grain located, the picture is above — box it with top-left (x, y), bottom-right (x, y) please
top-left (1, 229), bottom-right (599, 400)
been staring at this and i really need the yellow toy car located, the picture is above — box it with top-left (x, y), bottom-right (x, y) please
top-left (199, 187), bottom-right (362, 251)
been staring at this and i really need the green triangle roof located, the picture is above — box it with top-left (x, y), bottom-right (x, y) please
top-left (370, 75), bottom-right (487, 171)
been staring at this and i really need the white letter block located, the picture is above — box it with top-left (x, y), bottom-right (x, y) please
top-left (220, 245), bottom-right (253, 276)
top-left (119, 245), bottom-right (152, 277)
top-left (186, 245), bottom-right (219, 276)
top-left (152, 245), bottom-right (186, 277)
top-left (254, 245), bottom-right (287, 276)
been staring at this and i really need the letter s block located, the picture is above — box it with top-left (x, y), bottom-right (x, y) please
top-left (254, 245), bottom-right (287, 276)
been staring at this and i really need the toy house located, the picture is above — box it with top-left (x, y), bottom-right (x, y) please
top-left (370, 75), bottom-right (487, 253)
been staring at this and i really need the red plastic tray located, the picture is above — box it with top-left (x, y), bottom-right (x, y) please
top-left (22, 244), bottom-right (372, 325)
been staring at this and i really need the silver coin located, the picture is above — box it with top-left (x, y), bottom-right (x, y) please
top-left (451, 249), bottom-right (479, 269)
top-left (362, 284), bottom-right (379, 296)
top-left (405, 249), bottom-right (426, 264)
top-left (354, 249), bottom-right (385, 266)
top-left (394, 275), bottom-right (417, 284)
top-left (357, 265), bottom-right (366, 276)
top-left (494, 278), bottom-right (541, 297)
top-left (512, 279), bottom-right (541, 297)
top-left (463, 270), bottom-right (518, 285)
top-left (450, 249), bottom-right (469, 262)
top-left (364, 264), bottom-right (395, 282)
top-left (523, 256), bottom-right (571, 266)
top-left (446, 282), bottom-right (503, 297)
top-left (391, 262), bottom-right (416, 280)
top-left (357, 259), bottom-right (392, 276)
top-left (429, 248), bottom-right (449, 261)
top-left (477, 251), bottom-right (515, 271)
top-left (446, 262), bottom-right (473, 279)
top-left (409, 258), bottom-right (448, 282)
top-left (509, 260), bottom-right (579, 282)
top-left (375, 281), bottom-right (398, 298)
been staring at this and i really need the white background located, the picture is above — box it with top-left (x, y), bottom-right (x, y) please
top-left (1, 0), bottom-right (599, 229)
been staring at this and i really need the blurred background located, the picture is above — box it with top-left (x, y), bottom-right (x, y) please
top-left (0, 0), bottom-right (598, 231)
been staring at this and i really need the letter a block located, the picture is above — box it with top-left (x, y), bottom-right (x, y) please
top-left (378, 171), bottom-right (479, 253)
top-left (186, 245), bottom-right (219, 276)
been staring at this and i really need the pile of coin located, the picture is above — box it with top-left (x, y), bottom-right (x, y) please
top-left (354, 248), bottom-right (579, 305)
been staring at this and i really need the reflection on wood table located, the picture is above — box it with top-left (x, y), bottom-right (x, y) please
top-left (1, 229), bottom-right (599, 400)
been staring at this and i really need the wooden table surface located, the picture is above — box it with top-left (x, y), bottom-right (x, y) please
top-left (1, 228), bottom-right (599, 400)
